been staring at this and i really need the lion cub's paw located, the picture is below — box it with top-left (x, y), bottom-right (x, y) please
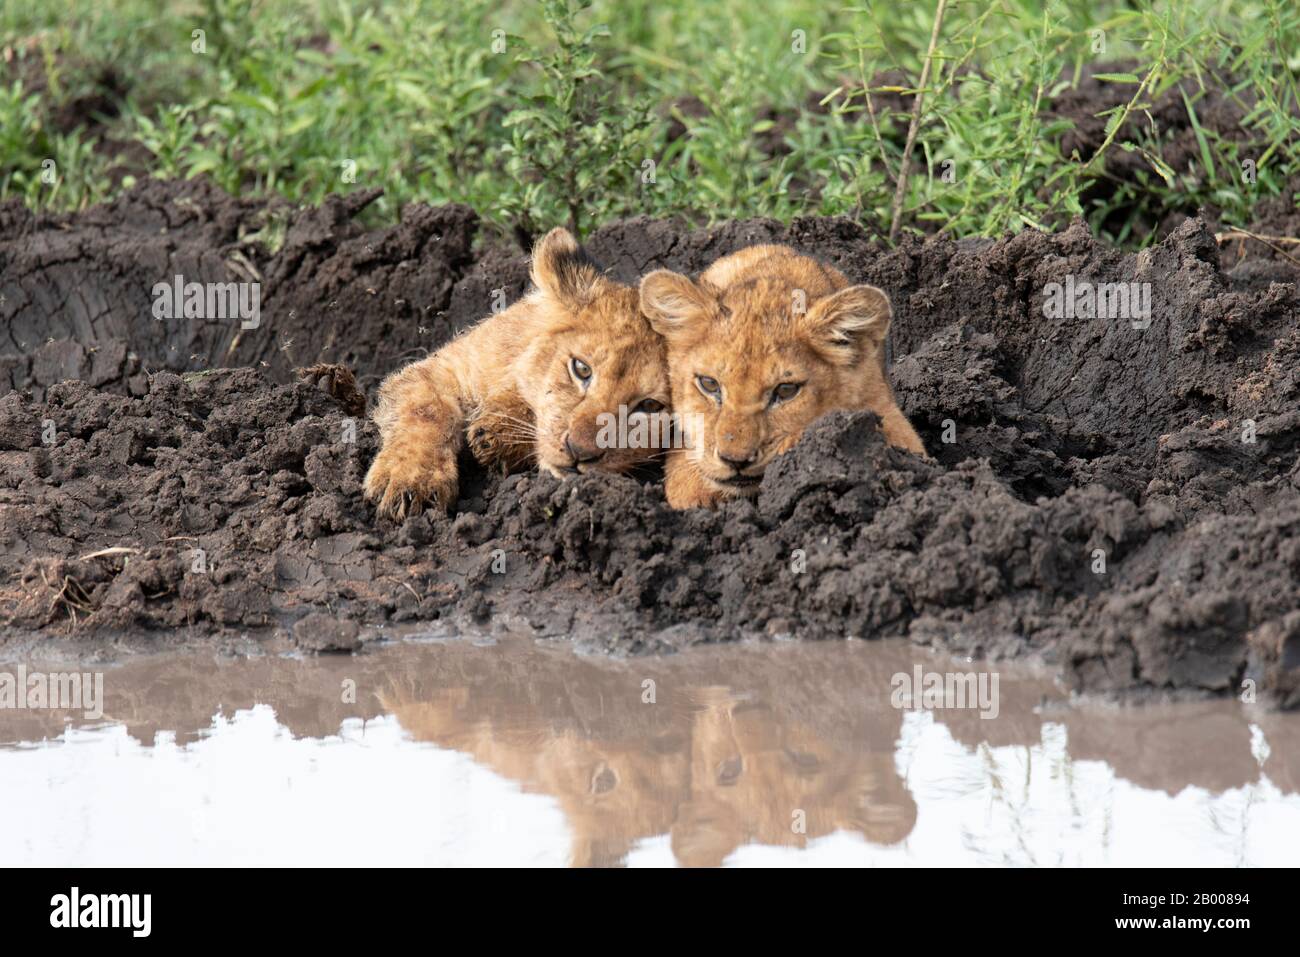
top-left (466, 394), bottom-right (536, 474)
top-left (664, 458), bottom-right (724, 510)
top-left (363, 445), bottom-right (458, 519)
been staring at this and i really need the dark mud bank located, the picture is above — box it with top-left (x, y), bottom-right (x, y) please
top-left (2, 180), bottom-right (1298, 707)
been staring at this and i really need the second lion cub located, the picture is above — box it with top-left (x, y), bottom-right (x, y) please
top-left (364, 228), bottom-right (669, 518)
top-left (640, 245), bottom-right (925, 510)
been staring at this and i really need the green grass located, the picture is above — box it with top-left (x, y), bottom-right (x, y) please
top-left (2, 0), bottom-right (1297, 245)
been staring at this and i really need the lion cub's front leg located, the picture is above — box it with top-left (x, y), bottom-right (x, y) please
top-left (364, 356), bottom-right (465, 518)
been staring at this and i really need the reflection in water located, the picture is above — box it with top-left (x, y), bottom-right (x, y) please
top-left (387, 681), bottom-right (914, 867)
top-left (0, 636), bottom-right (1296, 867)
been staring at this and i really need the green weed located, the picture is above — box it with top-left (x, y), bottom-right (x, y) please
top-left (1, 0), bottom-right (1295, 244)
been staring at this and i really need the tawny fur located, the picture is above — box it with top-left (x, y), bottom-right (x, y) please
top-left (364, 228), bottom-right (669, 519)
top-left (640, 244), bottom-right (926, 510)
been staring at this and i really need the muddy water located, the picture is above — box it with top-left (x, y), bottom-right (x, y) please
top-left (0, 636), bottom-right (1296, 867)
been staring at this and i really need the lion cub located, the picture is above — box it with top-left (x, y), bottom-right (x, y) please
top-left (364, 228), bottom-right (669, 518)
top-left (639, 245), bottom-right (925, 510)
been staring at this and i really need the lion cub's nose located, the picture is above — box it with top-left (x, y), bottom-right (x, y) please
top-left (718, 451), bottom-right (758, 472)
top-left (564, 434), bottom-right (604, 465)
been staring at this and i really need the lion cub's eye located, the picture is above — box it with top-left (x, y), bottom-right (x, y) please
top-left (570, 357), bottom-right (592, 384)
top-left (632, 398), bottom-right (665, 415)
top-left (770, 381), bottom-right (803, 406)
top-left (696, 375), bottom-right (722, 401)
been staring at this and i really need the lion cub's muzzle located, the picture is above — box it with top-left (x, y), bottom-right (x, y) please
top-left (557, 418), bottom-right (606, 474)
top-left (697, 443), bottom-right (769, 493)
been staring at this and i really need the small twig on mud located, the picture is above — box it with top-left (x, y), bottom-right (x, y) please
top-left (38, 567), bottom-right (96, 623)
top-left (225, 250), bottom-right (262, 283)
top-left (78, 546), bottom-right (141, 561)
top-left (889, 0), bottom-right (948, 243)
top-left (1215, 228), bottom-right (1300, 267)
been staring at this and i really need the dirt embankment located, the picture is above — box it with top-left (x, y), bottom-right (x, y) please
top-left (1, 179), bottom-right (1298, 707)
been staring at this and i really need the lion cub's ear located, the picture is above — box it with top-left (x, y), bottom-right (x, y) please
top-left (639, 270), bottom-right (714, 340)
top-left (801, 284), bottom-right (892, 365)
top-left (531, 227), bottom-right (601, 306)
